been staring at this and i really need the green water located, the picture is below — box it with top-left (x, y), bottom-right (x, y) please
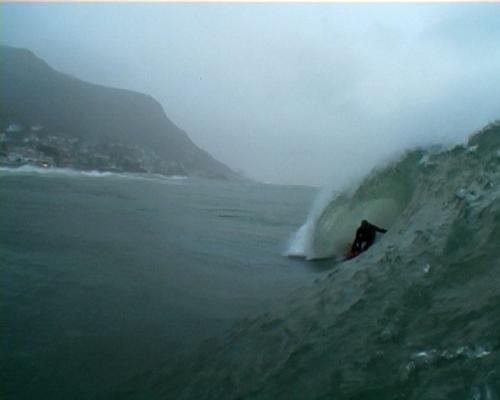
top-left (0, 171), bottom-right (319, 399)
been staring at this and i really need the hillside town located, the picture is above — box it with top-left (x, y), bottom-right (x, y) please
top-left (0, 122), bottom-right (187, 175)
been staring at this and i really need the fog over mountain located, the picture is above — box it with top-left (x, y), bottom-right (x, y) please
top-left (2, 3), bottom-right (500, 186)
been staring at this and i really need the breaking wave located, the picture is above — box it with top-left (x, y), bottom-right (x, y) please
top-left (287, 124), bottom-right (498, 261)
top-left (129, 122), bottom-right (500, 399)
top-left (0, 165), bottom-right (116, 177)
top-left (0, 165), bottom-right (188, 183)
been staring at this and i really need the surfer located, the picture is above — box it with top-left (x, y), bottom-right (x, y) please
top-left (351, 220), bottom-right (387, 254)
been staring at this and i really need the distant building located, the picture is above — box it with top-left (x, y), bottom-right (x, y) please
top-left (6, 124), bottom-right (23, 133)
top-left (38, 157), bottom-right (55, 168)
top-left (7, 152), bottom-right (25, 163)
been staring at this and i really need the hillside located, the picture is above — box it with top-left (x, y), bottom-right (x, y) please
top-left (0, 45), bottom-right (239, 179)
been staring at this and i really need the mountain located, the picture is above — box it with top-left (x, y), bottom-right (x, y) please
top-left (0, 45), bottom-right (240, 179)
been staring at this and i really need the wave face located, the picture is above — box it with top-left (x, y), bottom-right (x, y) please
top-left (127, 123), bottom-right (500, 399)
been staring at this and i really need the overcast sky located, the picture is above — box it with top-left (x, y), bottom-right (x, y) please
top-left (2, 3), bottom-right (500, 186)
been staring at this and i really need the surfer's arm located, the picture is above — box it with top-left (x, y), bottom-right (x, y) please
top-left (374, 225), bottom-right (387, 233)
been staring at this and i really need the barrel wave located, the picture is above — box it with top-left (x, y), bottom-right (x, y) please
top-left (127, 122), bottom-right (500, 399)
top-left (288, 147), bottom-right (421, 260)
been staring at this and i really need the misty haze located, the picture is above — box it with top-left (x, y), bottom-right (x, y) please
top-left (3, 3), bottom-right (500, 186)
top-left (1, 3), bottom-right (500, 400)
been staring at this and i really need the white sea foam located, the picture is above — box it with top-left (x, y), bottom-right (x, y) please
top-left (0, 165), bottom-right (114, 177)
top-left (0, 165), bottom-right (188, 183)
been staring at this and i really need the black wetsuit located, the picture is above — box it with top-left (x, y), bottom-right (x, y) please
top-left (351, 222), bottom-right (387, 253)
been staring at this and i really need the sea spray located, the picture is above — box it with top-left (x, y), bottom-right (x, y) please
top-left (285, 185), bottom-right (338, 259)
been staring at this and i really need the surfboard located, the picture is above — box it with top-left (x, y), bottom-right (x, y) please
top-left (344, 244), bottom-right (360, 260)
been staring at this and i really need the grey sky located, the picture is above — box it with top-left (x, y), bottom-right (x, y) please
top-left (2, 3), bottom-right (500, 186)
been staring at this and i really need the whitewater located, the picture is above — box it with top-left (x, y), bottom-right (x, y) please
top-left (137, 122), bottom-right (500, 399)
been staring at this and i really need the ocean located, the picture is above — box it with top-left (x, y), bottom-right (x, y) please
top-left (2, 123), bottom-right (500, 399)
top-left (0, 166), bottom-right (319, 399)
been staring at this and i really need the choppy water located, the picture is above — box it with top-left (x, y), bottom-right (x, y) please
top-left (0, 168), bottom-right (319, 399)
top-left (2, 123), bottom-right (500, 400)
